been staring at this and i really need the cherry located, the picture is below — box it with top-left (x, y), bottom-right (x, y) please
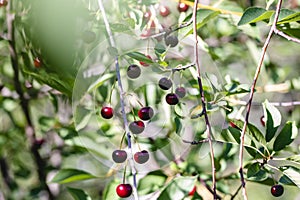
top-left (271, 184), bottom-right (284, 197)
top-left (260, 115), bottom-right (266, 126)
top-left (116, 184), bottom-right (132, 198)
top-left (127, 64), bottom-right (141, 79)
top-left (139, 55), bottom-right (152, 67)
top-left (101, 106), bottom-right (114, 119)
top-left (34, 138), bottom-right (45, 148)
top-left (0, 0), bottom-right (8, 7)
top-left (34, 57), bottom-right (42, 68)
top-left (158, 77), bottom-right (172, 90)
top-left (178, 2), bottom-right (189, 12)
top-left (134, 150), bottom-right (149, 164)
top-left (129, 120), bottom-right (145, 134)
top-left (138, 107), bottom-right (154, 121)
top-left (166, 93), bottom-right (179, 105)
top-left (165, 35), bottom-right (179, 48)
top-left (175, 87), bottom-right (186, 98)
top-left (82, 31), bottom-right (96, 44)
top-left (112, 150), bottom-right (127, 163)
top-left (159, 6), bottom-right (170, 17)
top-left (140, 28), bottom-right (153, 38)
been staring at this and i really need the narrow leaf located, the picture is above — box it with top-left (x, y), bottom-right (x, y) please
top-left (126, 52), bottom-right (153, 64)
top-left (282, 167), bottom-right (300, 188)
top-left (263, 100), bottom-right (281, 142)
top-left (67, 187), bottom-right (92, 200)
top-left (273, 121), bottom-right (298, 151)
top-left (238, 7), bottom-right (273, 26)
top-left (248, 123), bottom-right (266, 145)
top-left (51, 169), bottom-right (96, 184)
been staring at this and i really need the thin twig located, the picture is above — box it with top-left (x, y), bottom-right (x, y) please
top-left (274, 28), bottom-right (300, 44)
top-left (231, 184), bottom-right (242, 200)
top-left (238, 1), bottom-right (284, 199)
top-left (6, 2), bottom-right (54, 199)
top-left (97, 1), bottom-right (138, 199)
top-left (198, 177), bottom-right (222, 200)
top-left (192, 1), bottom-right (217, 199)
top-left (227, 98), bottom-right (300, 107)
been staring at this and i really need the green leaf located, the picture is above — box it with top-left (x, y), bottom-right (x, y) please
top-left (277, 12), bottom-right (300, 24)
top-left (67, 187), bottom-right (92, 200)
top-left (111, 23), bottom-right (131, 32)
top-left (282, 167), bottom-right (300, 188)
top-left (248, 123), bottom-right (266, 145)
top-left (273, 121), bottom-right (298, 151)
top-left (263, 100), bottom-right (281, 142)
top-left (51, 169), bottom-right (96, 184)
top-left (228, 126), bottom-right (241, 143)
top-left (174, 117), bottom-right (182, 135)
top-left (183, 9), bottom-right (221, 36)
top-left (87, 73), bottom-right (114, 93)
top-left (246, 162), bottom-right (268, 181)
top-left (138, 171), bottom-right (167, 195)
top-left (126, 52), bottom-right (153, 64)
top-left (158, 176), bottom-right (197, 200)
top-left (238, 7), bottom-right (274, 26)
top-left (102, 180), bottom-right (120, 200)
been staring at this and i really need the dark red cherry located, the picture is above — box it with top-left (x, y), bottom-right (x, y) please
top-left (138, 107), bottom-right (154, 120)
top-left (159, 6), bottom-right (170, 17)
top-left (129, 120), bottom-right (145, 134)
top-left (159, 77), bottom-right (172, 90)
top-left (143, 11), bottom-right (151, 22)
top-left (178, 3), bottom-right (189, 12)
top-left (101, 106), bottom-right (114, 119)
top-left (134, 150), bottom-right (149, 164)
top-left (175, 87), bottom-right (186, 98)
top-left (166, 93), bottom-right (179, 105)
top-left (112, 150), bottom-right (127, 163)
top-left (127, 64), bottom-right (141, 79)
top-left (116, 184), bottom-right (132, 198)
top-left (271, 184), bottom-right (284, 197)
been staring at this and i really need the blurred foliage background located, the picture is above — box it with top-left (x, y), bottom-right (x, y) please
top-left (0, 0), bottom-right (300, 199)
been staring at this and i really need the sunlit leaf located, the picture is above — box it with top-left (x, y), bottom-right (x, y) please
top-left (273, 121), bottom-right (297, 151)
top-left (51, 169), bottom-right (96, 184)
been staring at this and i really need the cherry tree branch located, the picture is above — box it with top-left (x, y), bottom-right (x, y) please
top-left (5, 2), bottom-right (54, 199)
top-left (274, 28), bottom-right (300, 44)
top-left (238, 0), bottom-right (284, 199)
top-left (192, 1), bottom-right (217, 199)
top-left (97, 0), bottom-right (138, 199)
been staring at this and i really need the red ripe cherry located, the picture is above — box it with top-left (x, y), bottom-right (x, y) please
top-left (271, 184), bottom-right (284, 197)
top-left (112, 150), bottom-right (127, 163)
top-left (116, 184), bottom-right (133, 198)
top-left (34, 57), bottom-right (42, 68)
top-left (175, 87), bottom-right (186, 98)
top-left (138, 107), bottom-right (154, 121)
top-left (127, 64), bottom-right (141, 79)
top-left (178, 2), bottom-right (189, 12)
top-left (134, 150), bottom-right (149, 164)
top-left (159, 6), bottom-right (170, 17)
top-left (260, 115), bottom-right (266, 126)
top-left (139, 55), bottom-right (152, 67)
top-left (0, 0), bottom-right (8, 7)
top-left (129, 120), bottom-right (145, 134)
top-left (166, 93), bottom-right (179, 105)
top-left (158, 77), bottom-right (172, 90)
top-left (101, 106), bottom-right (114, 119)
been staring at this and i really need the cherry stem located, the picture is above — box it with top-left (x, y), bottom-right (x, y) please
top-left (119, 131), bottom-right (126, 150)
top-left (237, 1), bottom-right (284, 199)
top-left (192, 1), bottom-right (217, 199)
top-left (108, 79), bottom-right (117, 105)
top-left (97, 0), bottom-right (138, 198)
